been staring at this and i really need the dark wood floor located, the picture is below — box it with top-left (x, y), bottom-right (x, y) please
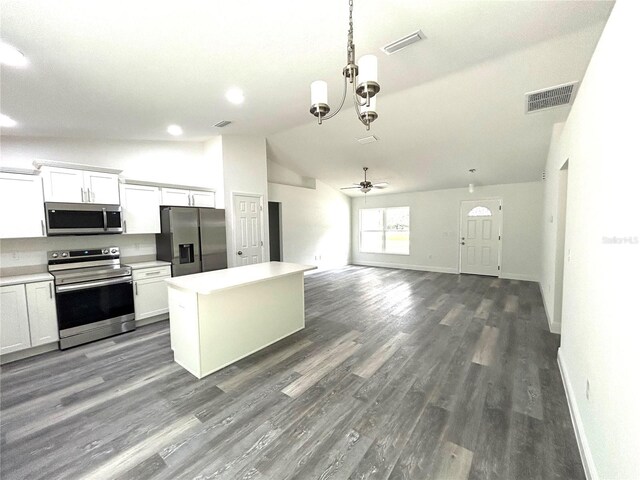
top-left (0, 266), bottom-right (584, 480)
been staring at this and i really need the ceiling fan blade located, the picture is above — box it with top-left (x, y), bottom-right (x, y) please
top-left (372, 182), bottom-right (389, 187)
top-left (372, 185), bottom-right (387, 189)
top-left (340, 186), bottom-right (362, 190)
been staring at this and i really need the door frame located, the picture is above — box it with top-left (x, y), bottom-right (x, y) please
top-left (230, 191), bottom-right (266, 267)
top-left (458, 197), bottom-right (503, 275)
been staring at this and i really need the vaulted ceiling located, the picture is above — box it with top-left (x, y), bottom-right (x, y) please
top-left (1, 0), bottom-right (614, 194)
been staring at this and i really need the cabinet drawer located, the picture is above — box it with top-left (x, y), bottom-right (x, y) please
top-left (132, 266), bottom-right (172, 281)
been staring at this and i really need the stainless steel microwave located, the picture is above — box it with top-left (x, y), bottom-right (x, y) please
top-left (45, 202), bottom-right (123, 235)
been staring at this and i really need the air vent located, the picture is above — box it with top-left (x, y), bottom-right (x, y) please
top-left (542, 171), bottom-right (547, 181)
top-left (213, 120), bottom-right (231, 128)
top-left (357, 135), bottom-right (378, 145)
top-left (381, 30), bottom-right (425, 55)
top-left (525, 82), bottom-right (579, 113)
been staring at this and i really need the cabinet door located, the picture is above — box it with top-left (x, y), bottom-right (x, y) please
top-left (161, 188), bottom-right (191, 206)
top-left (120, 184), bottom-right (161, 234)
top-left (25, 281), bottom-right (59, 347)
top-left (84, 171), bottom-right (120, 204)
top-left (191, 191), bottom-right (215, 208)
top-left (134, 275), bottom-right (170, 321)
top-left (41, 167), bottom-right (85, 203)
top-left (0, 173), bottom-right (46, 239)
top-left (0, 285), bottom-right (31, 355)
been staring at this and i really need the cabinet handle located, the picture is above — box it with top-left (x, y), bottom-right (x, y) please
top-left (41, 220), bottom-right (45, 236)
top-left (188, 194), bottom-right (192, 206)
top-left (49, 282), bottom-right (53, 299)
top-left (81, 187), bottom-right (86, 202)
top-left (135, 282), bottom-right (138, 295)
top-left (91, 189), bottom-right (95, 202)
top-left (123, 220), bottom-right (127, 233)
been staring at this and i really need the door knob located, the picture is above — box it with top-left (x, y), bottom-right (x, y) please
top-left (237, 251), bottom-right (243, 255)
top-left (460, 242), bottom-right (465, 245)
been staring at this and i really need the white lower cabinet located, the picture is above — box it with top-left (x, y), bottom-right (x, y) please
top-left (133, 266), bottom-right (171, 321)
top-left (0, 280), bottom-right (58, 355)
top-left (26, 281), bottom-right (59, 346)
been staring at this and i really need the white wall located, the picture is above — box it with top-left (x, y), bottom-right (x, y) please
top-left (350, 182), bottom-right (542, 281)
top-left (540, 2), bottom-right (640, 478)
top-left (268, 180), bottom-right (350, 270)
top-left (0, 136), bottom-right (214, 188)
top-left (221, 136), bottom-right (270, 266)
top-left (267, 159), bottom-right (316, 189)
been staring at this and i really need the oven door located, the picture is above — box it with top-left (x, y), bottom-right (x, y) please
top-left (55, 276), bottom-right (134, 337)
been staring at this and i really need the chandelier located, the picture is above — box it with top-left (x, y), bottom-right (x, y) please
top-left (309, 0), bottom-right (380, 130)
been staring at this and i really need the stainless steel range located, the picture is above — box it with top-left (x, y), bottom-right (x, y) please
top-left (48, 246), bottom-right (135, 349)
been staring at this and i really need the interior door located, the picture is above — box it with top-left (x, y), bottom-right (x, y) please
top-left (460, 199), bottom-right (502, 276)
top-left (233, 194), bottom-right (263, 266)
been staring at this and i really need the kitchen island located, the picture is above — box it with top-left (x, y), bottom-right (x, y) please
top-left (165, 261), bottom-right (316, 379)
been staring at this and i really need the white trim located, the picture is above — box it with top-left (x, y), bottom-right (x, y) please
top-left (352, 261), bottom-right (458, 274)
top-left (33, 159), bottom-right (123, 175)
top-left (0, 342), bottom-right (58, 365)
top-left (120, 178), bottom-right (215, 193)
top-left (539, 282), bottom-right (561, 334)
top-left (557, 349), bottom-right (598, 480)
top-left (498, 272), bottom-right (539, 282)
top-left (231, 191), bottom-right (266, 267)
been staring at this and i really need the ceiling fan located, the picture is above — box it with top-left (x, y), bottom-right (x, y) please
top-left (341, 167), bottom-right (388, 194)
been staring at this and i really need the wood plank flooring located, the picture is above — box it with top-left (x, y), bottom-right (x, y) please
top-left (0, 266), bottom-right (584, 480)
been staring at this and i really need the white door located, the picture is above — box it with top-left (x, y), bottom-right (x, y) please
top-left (25, 281), bottom-right (59, 346)
top-left (191, 191), bottom-right (215, 208)
top-left (161, 188), bottom-right (191, 206)
top-left (84, 171), bottom-right (120, 204)
top-left (460, 199), bottom-right (502, 276)
top-left (0, 284), bottom-right (32, 355)
top-left (233, 194), bottom-right (263, 266)
top-left (42, 167), bottom-right (85, 203)
top-left (120, 184), bottom-right (161, 234)
top-left (0, 173), bottom-right (46, 238)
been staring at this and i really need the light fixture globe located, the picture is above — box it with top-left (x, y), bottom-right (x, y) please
top-left (309, 0), bottom-right (380, 130)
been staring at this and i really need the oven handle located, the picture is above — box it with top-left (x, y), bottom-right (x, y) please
top-left (56, 276), bottom-right (132, 293)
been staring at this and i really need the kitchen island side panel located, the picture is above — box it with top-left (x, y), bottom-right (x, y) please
top-left (196, 272), bottom-right (305, 379)
top-left (168, 287), bottom-right (202, 377)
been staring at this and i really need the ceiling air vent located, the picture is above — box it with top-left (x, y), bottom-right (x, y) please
top-left (213, 120), bottom-right (231, 128)
top-left (381, 30), bottom-right (425, 55)
top-left (525, 81), bottom-right (579, 113)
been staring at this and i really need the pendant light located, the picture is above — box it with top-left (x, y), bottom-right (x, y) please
top-left (309, 0), bottom-right (380, 131)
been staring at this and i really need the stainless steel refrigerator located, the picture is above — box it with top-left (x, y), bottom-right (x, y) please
top-left (155, 207), bottom-right (227, 277)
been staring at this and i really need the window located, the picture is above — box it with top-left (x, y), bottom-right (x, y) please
top-left (468, 206), bottom-right (492, 217)
top-left (359, 207), bottom-right (410, 254)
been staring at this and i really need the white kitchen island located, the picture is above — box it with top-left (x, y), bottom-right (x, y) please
top-left (165, 261), bottom-right (316, 379)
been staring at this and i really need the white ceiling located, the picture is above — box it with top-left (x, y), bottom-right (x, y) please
top-left (1, 0), bottom-right (614, 194)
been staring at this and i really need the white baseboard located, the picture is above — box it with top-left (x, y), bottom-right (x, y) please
top-left (539, 282), bottom-right (561, 334)
top-left (351, 261), bottom-right (458, 275)
top-left (0, 342), bottom-right (58, 365)
top-left (499, 272), bottom-right (539, 282)
top-left (557, 349), bottom-right (598, 480)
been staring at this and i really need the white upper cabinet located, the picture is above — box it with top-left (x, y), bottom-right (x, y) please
top-left (0, 173), bottom-right (46, 239)
top-left (120, 183), bottom-right (161, 234)
top-left (161, 188), bottom-right (191, 207)
top-left (84, 171), bottom-right (120, 204)
top-left (41, 166), bottom-right (120, 204)
top-left (191, 191), bottom-right (215, 208)
top-left (25, 281), bottom-right (59, 347)
top-left (161, 188), bottom-right (215, 207)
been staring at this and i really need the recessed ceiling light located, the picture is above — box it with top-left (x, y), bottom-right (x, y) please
top-left (0, 42), bottom-right (28, 67)
top-left (226, 87), bottom-right (245, 105)
top-left (167, 124), bottom-right (183, 136)
top-left (0, 113), bottom-right (18, 128)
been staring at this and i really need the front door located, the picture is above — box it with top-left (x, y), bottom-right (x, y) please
top-left (233, 194), bottom-right (263, 266)
top-left (460, 199), bottom-right (502, 276)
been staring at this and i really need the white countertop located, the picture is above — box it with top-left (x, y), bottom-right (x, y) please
top-left (0, 272), bottom-right (54, 287)
top-left (165, 262), bottom-right (316, 295)
top-left (126, 260), bottom-right (172, 270)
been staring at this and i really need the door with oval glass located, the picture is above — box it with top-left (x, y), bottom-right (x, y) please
top-left (459, 199), bottom-right (502, 276)
top-left (233, 193), bottom-right (263, 266)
